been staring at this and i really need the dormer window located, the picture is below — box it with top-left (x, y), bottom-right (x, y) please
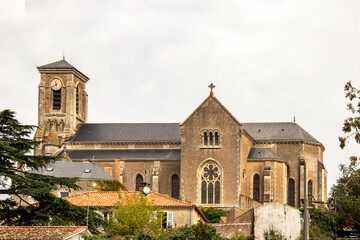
top-left (201, 129), bottom-right (220, 148)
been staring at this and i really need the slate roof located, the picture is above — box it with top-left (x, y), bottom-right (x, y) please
top-left (65, 149), bottom-right (180, 161)
top-left (68, 123), bottom-right (181, 143)
top-left (0, 226), bottom-right (88, 240)
top-left (28, 161), bottom-right (116, 180)
top-left (66, 191), bottom-right (196, 207)
top-left (243, 122), bottom-right (321, 145)
top-left (37, 59), bottom-right (75, 69)
top-left (67, 122), bottom-right (321, 146)
top-left (247, 147), bottom-right (287, 163)
top-left (37, 59), bottom-right (89, 79)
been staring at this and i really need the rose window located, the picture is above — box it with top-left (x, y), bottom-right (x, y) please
top-left (201, 162), bottom-right (221, 204)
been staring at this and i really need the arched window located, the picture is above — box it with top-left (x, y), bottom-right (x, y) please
top-left (288, 178), bottom-right (295, 207)
top-left (76, 85), bottom-right (80, 114)
top-left (215, 132), bottom-right (219, 146)
top-left (209, 132), bottom-right (213, 146)
top-left (135, 174), bottom-right (143, 191)
top-left (201, 130), bottom-right (220, 147)
top-left (203, 132), bottom-right (208, 146)
top-left (253, 174), bottom-right (260, 202)
top-left (201, 162), bottom-right (221, 204)
top-left (171, 174), bottom-right (180, 199)
top-left (53, 89), bottom-right (61, 110)
top-left (308, 180), bottom-right (313, 198)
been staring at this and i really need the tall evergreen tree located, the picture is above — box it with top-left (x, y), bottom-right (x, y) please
top-left (0, 109), bottom-right (103, 233)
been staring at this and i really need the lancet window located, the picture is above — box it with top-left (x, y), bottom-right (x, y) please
top-left (171, 174), bottom-right (180, 199)
top-left (135, 174), bottom-right (143, 191)
top-left (200, 162), bottom-right (221, 204)
top-left (288, 178), bottom-right (295, 207)
top-left (308, 180), bottom-right (313, 198)
top-left (53, 89), bottom-right (61, 110)
top-left (253, 174), bottom-right (260, 202)
top-left (201, 130), bottom-right (220, 147)
top-left (76, 85), bottom-right (80, 114)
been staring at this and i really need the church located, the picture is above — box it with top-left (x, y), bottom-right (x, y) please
top-left (34, 59), bottom-right (327, 209)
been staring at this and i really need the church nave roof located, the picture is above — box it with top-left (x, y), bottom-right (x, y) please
top-left (67, 122), bottom-right (322, 147)
top-left (65, 149), bottom-right (181, 161)
top-left (68, 123), bottom-right (180, 143)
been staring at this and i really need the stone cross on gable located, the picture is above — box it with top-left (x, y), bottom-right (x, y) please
top-left (208, 83), bottom-right (215, 95)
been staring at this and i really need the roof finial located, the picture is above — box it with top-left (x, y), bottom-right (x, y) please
top-left (63, 51), bottom-right (65, 60)
top-left (293, 116), bottom-right (296, 123)
top-left (208, 83), bottom-right (215, 96)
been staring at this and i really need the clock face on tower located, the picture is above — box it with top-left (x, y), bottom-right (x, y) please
top-left (50, 79), bottom-right (62, 91)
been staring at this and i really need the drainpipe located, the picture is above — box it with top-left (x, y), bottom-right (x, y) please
top-left (190, 207), bottom-right (194, 225)
top-left (86, 193), bottom-right (90, 229)
top-left (300, 159), bottom-right (308, 240)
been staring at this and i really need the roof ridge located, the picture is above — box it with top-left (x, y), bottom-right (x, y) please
top-left (180, 94), bottom-right (242, 127)
top-left (150, 191), bottom-right (195, 206)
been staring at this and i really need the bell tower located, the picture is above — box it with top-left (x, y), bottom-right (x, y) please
top-left (34, 59), bottom-right (89, 155)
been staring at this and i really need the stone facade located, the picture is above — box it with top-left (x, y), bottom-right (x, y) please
top-left (212, 223), bottom-right (252, 239)
top-left (35, 59), bottom-right (327, 209)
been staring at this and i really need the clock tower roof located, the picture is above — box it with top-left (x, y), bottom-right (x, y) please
top-left (37, 59), bottom-right (89, 81)
top-left (37, 59), bottom-right (75, 69)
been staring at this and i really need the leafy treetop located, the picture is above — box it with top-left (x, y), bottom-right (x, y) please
top-left (339, 81), bottom-right (360, 149)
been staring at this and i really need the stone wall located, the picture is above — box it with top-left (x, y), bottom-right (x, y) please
top-left (239, 195), bottom-right (262, 211)
top-left (253, 202), bottom-right (300, 240)
top-left (212, 223), bottom-right (252, 239)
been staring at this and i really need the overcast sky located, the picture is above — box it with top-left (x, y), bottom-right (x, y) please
top-left (1, 0), bottom-right (359, 193)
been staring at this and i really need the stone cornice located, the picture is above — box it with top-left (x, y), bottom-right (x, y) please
top-left (38, 68), bottom-right (89, 82)
top-left (254, 140), bottom-right (324, 151)
top-left (247, 158), bottom-right (289, 165)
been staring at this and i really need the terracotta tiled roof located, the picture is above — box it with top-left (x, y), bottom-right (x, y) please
top-left (65, 191), bottom-right (196, 207)
top-left (0, 226), bottom-right (88, 240)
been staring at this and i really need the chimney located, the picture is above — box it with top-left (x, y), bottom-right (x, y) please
top-left (114, 157), bottom-right (120, 181)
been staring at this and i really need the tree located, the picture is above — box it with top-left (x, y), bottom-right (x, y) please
top-left (191, 220), bottom-right (223, 240)
top-left (308, 206), bottom-right (336, 240)
top-left (339, 81), bottom-right (360, 149)
top-left (93, 179), bottom-right (127, 191)
top-left (329, 161), bottom-right (360, 232)
top-left (0, 109), bottom-right (103, 232)
top-left (105, 192), bottom-right (163, 236)
top-left (200, 207), bottom-right (227, 223)
top-left (330, 81), bottom-right (360, 232)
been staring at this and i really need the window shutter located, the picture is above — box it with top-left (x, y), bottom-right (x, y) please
top-left (167, 212), bottom-right (173, 227)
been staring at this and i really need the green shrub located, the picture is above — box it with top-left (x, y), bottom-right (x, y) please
top-left (263, 228), bottom-right (287, 240)
top-left (230, 232), bottom-right (254, 240)
top-left (191, 220), bottom-right (224, 240)
top-left (200, 207), bottom-right (227, 223)
top-left (308, 206), bottom-right (336, 240)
